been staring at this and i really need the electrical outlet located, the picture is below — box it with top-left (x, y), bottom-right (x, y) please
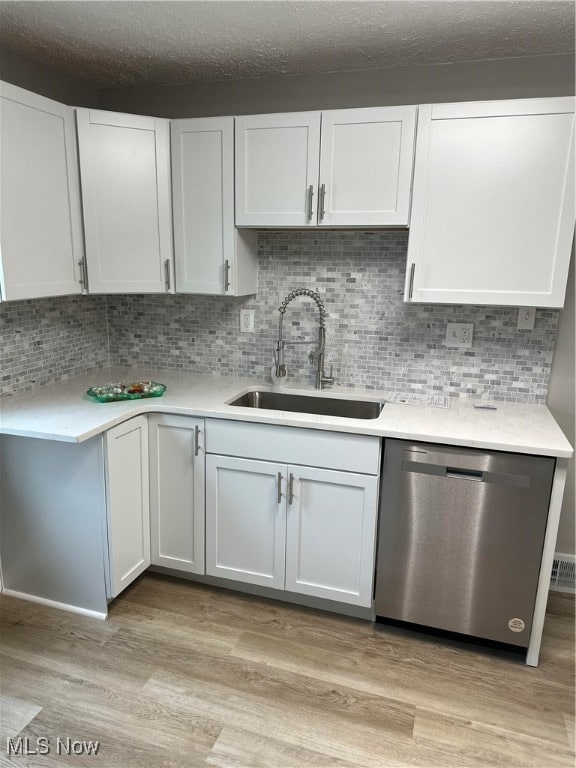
top-left (517, 307), bottom-right (536, 330)
top-left (446, 322), bottom-right (473, 348)
top-left (240, 309), bottom-right (255, 333)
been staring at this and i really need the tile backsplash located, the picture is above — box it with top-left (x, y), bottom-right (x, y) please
top-left (1, 232), bottom-right (560, 401)
top-left (0, 295), bottom-right (109, 397)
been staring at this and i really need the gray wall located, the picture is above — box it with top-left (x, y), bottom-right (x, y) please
top-left (547, 249), bottom-right (575, 555)
top-left (97, 53), bottom-right (575, 117)
top-left (0, 47), bottom-right (97, 106)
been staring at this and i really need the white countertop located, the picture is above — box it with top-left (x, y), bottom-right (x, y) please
top-left (0, 367), bottom-right (573, 458)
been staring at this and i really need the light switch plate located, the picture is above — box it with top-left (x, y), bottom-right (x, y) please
top-left (446, 322), bottom-right (473, 348)
top-left (517, 307), bottom-right (536, 330)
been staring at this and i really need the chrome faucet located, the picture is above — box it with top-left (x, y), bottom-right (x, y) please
top-left (274, 288), bottom-right (334, 390)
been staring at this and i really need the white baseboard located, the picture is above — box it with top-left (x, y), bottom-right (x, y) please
top-left (2, 589), bottom-right (107, 620)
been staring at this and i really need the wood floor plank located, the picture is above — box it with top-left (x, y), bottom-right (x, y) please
top-left (207, 726), bottom-right (361, 768)
top-left (232, 624), bottom-right (574, 749)
top-left (18, 705), bottom-right (214, 768)
top-left (0, 694), bottom-right (42, 741)
top-left (412, 708), bottom-right (575, 767)
top-left (1, 574), bottom-right (574, 768)
top-left (565, 713), bottom-right (575, 752)
top-left (103, 625), bottom-right (415, 737)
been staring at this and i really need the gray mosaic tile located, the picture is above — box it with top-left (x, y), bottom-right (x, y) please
top-left (0, 295), bottom-right (109, 397)
top-left (105, 231), bottom-right (558, 404)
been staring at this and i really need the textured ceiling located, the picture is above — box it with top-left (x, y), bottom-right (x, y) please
top-left (0, 1), bottom-right (574, 89)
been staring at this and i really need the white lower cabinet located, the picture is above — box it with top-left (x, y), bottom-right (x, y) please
top-left (205, 420), bottom-right (381, 607)
top-left (104, 415), bottom-right (151, 598)
top-left (206, 455), bottom-right (286, 588)
top-left (285, 466), bottom-right (378, 605)
top-left (149, 414), bottom-right (205, 574)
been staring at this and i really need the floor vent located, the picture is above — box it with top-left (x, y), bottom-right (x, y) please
top-left (550, 553), bottom-right (576, 593)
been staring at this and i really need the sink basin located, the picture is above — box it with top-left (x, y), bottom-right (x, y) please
top-left (228, 390), bottom-right (384, 419)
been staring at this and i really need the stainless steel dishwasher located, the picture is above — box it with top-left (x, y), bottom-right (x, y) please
top-left (375, 439), bottom-right (555, 648)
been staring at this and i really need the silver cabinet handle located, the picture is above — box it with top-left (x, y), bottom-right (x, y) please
top-left (306, 184), bottom-right (314, 221)
top-left (408, 263), bottom-right (415, 300)
top-left (78, 259), bottom-right (87, 291)
top-left (224, 259), bottom-right (230, 292)
top-left (318, 184), bottom-right (326, 222)
top-left (277, 472), bottom-right (283, 504)
top-left (194, 424), bottom-right (200, 457)
top-left (288, 472), bottom-right (295, 505)
top-left (164, 259), bottom-right (171, 291)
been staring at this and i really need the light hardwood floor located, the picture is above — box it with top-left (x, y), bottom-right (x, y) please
top-left (1, 574), bottom-right (574, 767)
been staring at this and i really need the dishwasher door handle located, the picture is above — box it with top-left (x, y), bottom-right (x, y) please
top-left (446, 467), bottom-right (483, 481)
top-left (401, 459), bottom-right (530, 488)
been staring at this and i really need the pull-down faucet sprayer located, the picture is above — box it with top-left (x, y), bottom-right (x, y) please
top-left (274, 288), bottom-right (334, 390)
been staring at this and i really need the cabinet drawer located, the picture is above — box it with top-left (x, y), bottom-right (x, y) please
top-left (206, 419), bottom-right (381, 475)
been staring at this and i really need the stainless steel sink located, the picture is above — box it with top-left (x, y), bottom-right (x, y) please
top-left (228, 390), bottom-right (384, 419)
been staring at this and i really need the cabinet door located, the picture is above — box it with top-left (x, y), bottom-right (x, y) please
top-left (318, 106), bottom-right (417, 227)
top-left (406, 98), bottom-right (575, 307)
top-left (149, 414), bottom-right (205, 574)
top-left (104, 416), bottom-right (150, 598)
top-left (235, 112), bottom-right (321, 227)
top-left (285, 466), bottom-right (378, 607)
top-left (0, 82), bottom-right (84, 300)
top-left (171, 117), bottom-right (258, 296)
top-left (172, 117), bottom-right (233, 294)
top-left (206, 455), bottom-right (286, 588)
top-left (76, 108), bottom-right (173, 294)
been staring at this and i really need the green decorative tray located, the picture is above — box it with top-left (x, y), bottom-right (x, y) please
top-left (87, 381), bottom-right (166, 403)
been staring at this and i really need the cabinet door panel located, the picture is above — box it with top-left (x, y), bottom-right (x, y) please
top-left (407, 98), bottom-right (575, 307)
top-left (149, 415), bottom-right (205, 574)
top-left (0, 82), bottom-right (83, 300)
top-left (235, 112), bottom-right (321, 227)
top-left (172, 117), bottom-right (233, 294)
top-left (285, 466), bottom-right (378, 607)
top-left (206, 455), bottom-right (286, 588)
top-left (319, 107), bottom-right (416, 227)
top-left (104, 416), bottom-right (150, 598)
top-left (77, 109), bottom-right (173, 293)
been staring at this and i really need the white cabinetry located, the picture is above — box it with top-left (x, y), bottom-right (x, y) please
top-left (285, 465), bottom-right (378, 604)
top-left (149, 414), bottom-right (205, 574)
top-left (205, 420), bottom-right (380, 607)
top-left (235, 107), bottom-right (416, 228)
top-left (104, 416), bottom-right (150, 598)
top-left (406, 98), bottom-right (575, 308)
top-left (171, 117), bottom-right (257, 295)
top-left (235, 112), bottom-right (321, 228)
top-left (0, 81), bottom-right (84, 300)
top-left (206, 455), bottom-right (286, 588)
top-left (318, 107), bottom-right (417, 227)
top-left (76, 108), bottom-right (173, 294)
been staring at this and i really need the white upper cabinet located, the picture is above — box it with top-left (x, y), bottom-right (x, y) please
top-left (318, 107), bottom-right (417, 227)
top-left (76, 108), bottom-right (174, 294)
top-left (235, 111), bottom-right (322, 227)
top-left (0, 82), bottom-right (84, 300)
top-left (171, 117), bottom-right (257, 295)
top-left (406, 98), bottom-right (575, 307)
top-left (235, 107), bottom-right (417, 228)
